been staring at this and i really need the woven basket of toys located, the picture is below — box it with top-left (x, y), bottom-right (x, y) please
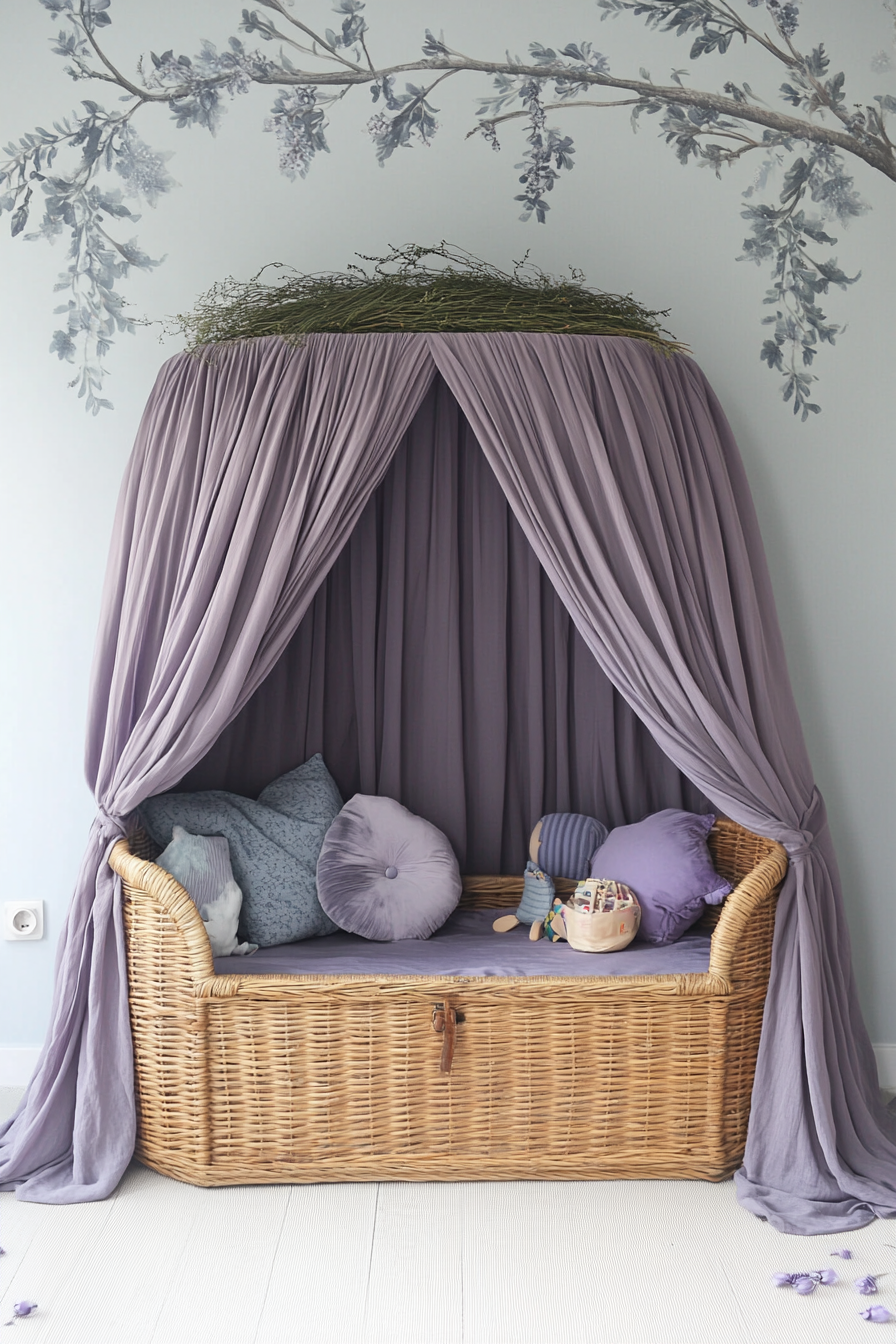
top-left (562, 878), bottom-right (641, 953)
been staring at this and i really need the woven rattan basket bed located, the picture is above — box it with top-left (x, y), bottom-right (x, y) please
top-left (109, 819), bottom-right (787, 1188)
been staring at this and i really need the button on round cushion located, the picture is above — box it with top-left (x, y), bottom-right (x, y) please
top-left (317, 794), bottom-right (462, 941)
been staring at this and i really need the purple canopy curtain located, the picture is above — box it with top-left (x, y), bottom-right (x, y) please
top-left (0, 333), bottom-right (433, 1202)
top-left (430, 331), bottom-right (896, 1233)
top-left (180, 373), bottom-right (706, 869)
top-left (2, 330), bottom-right (893, 1232)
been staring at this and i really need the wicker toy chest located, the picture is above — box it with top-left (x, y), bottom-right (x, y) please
top-left (109, 819), bottom-right (787, 1188)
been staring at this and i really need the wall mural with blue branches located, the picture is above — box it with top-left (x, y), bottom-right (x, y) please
top-left (1, 0), bottom-right (894, 416)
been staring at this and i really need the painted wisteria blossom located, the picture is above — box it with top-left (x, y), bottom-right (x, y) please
top-left (2, 0), bottom-right (895, 415)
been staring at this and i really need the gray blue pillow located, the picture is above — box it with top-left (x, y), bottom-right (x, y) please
top-left (589, 808), bottom-right (731, 946)
top-left (316, 795), bottom-right (462, 941)
top-left (141, 754), bottom-right (343, 948)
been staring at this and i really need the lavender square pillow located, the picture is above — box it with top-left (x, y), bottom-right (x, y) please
top-left (589, 809), bottom-right (731, 946)
top-left (317, 795), bottom-right (462, 941)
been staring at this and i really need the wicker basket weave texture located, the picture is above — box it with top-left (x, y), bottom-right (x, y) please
top-left (111, 819), bottom-right (786, 1187)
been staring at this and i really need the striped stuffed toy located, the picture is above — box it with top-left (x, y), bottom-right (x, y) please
top-left (492, 813), bottom-right (608, 941)
top-left (529, 813), bottom-right (608, 881)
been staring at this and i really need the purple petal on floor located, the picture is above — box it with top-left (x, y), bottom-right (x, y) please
top-left (855, 1276), bottom-right (879, 1296)
top-left (859, 1306), bottom-right (893, 1323)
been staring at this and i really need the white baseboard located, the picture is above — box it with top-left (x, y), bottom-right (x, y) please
top-left (0, 1047), bottom-right (41, 1087)
top-left (874, 1044), bottom-right (896, 1091)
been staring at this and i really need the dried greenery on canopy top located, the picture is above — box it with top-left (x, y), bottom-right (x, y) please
top-left (172, 244), bottom-right (685, 355)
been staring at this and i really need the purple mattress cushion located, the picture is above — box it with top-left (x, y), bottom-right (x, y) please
top-left (589, 809), bottom-right (732, 946)
top-left (317, 794), bottom-right (462, 941)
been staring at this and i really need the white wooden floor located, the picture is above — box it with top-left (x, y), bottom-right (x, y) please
top-left (1, 1088), bottom-right (894, 1344)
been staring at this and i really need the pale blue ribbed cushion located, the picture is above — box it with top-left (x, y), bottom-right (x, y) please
top-left (156, 827), bottom-right (234, 911)
top-left (155, 826), bottom-right (257, 957)
top-left (141, 754), bottom-right (343, 947)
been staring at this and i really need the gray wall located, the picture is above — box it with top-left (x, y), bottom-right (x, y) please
top-left (1, 0), bottom-right (893, 1051)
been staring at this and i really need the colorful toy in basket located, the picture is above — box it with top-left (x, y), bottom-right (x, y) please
top-left (563, 878), bottom-right (641, 953)
top-left (543, 896), bottom-right (568, 942)
top-left (492, 862), bottom-right (556, 939)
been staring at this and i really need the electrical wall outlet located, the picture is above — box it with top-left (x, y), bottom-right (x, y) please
top-left (4, 901), bottom-right (44, 941)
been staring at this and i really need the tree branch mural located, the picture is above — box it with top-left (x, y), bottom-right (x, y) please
top-left (2, 1), bottom-right (894, 414)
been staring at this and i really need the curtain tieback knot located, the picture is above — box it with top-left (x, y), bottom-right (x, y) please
top-left (95, 805), bottom-right (127, 840)
top-left (786, 787), bottom-right (827, 860)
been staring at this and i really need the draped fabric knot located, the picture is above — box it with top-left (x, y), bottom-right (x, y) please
top-left (785, 787), bottom-right (828, 861)
top-left (94, 805), bottom-right (127, 843)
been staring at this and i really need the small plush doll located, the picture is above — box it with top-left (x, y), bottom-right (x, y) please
top-left (493, 862), bottom-right (556, 940)
top-left (528, 812), bottom-right (608, 882)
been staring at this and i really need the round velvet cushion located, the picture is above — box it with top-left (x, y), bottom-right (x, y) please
top-left (316, 795), bottom-right (462, 941)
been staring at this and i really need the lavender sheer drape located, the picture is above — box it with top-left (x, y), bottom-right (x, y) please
top-left (431, 331), bottom-right (896, 1233)
top-left (3, 331), bottom-right (892, 1232)
top-left (0, 334), bottom-right (433, 1202)
top-left (181, 374), bottom-right (705, 868)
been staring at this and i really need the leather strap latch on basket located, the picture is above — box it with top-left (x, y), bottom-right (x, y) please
top-left (432, 1002), bottom-right (464, 1073)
